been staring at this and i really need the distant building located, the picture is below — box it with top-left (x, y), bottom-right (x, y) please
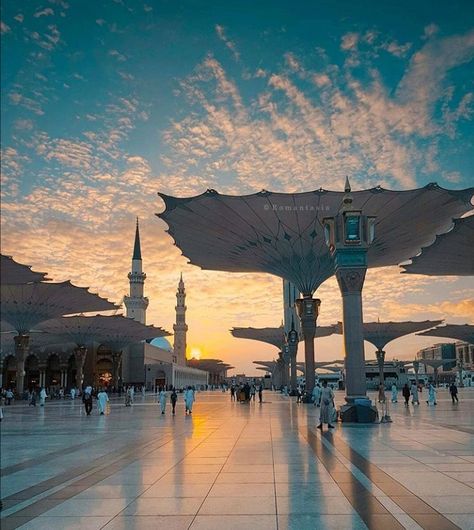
top-left (173, 274), bottom-right (188, 366)
top-left (416, 342), bottom-right (457, 373)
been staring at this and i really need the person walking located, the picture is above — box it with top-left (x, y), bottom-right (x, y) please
top-left (230, 385), bottom-right (236, 401)
top-left (391, 384), bottom-right (398, 403)
top-left (70, 387), bottom-right (76, 400)
top-left (312, 383), bottom-right (321, 407)
top-left (170, 388), bottom-right (178, 415)
top-left (258, 384), bottom-right (263, 403)
top-left (317, 381), bottom-right (335, 430)
top-left (39, 387), bottom-right (48, 406)
top-left (83, 388), bottom-right (93, 415)
top-left (449, 382), bottom-right (459, 403)
top-left (124, 386), bottom-right (132, 407)
top-left (5, 389), bottom-right (14, 405)
top-left (410, 383), bottom-right (420, 405)
top-left (97, 388), bottom-right (109, 415)
top-left (402, 384), bottom-right (410, 407)
top-left (427, 383), bottom-right (437, 406)
top-left (159, 387), bottom-right (167, 414)
top-left (29, 390), bottom-right (37, 407)
top-left (184, 386), bottom-right (195, 414)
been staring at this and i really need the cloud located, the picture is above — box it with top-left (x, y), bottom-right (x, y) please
top-left (34, 8), bottom-right (55, 17)
top-left (215, 24), bottom-right (240, 61)
top-left (1, 20), bottom-right (11, 34)
top-left (341, 32), bottom-right (359, 50)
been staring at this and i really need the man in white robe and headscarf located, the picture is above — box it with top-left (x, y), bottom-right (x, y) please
top-left (410, 383), bottom-right (420, 405)
top-left (185, 386), bottom-right (195, 414)
top-left (70, 387), bottom-right (76, 400)
top-left (317, 381), bottom-right (335, 430)
top-left (159, 388), bottom-right (167, 414)
top-left (39, 388), bottom-right (48, 406)
top-left (391, 384), bottom-right (398, 403)
top-left (97, 388), bottom-right (109, 415)
top-left (312, 384), bottom-right (321, 407)
top-left (427, 383), bottom-right (437, 406)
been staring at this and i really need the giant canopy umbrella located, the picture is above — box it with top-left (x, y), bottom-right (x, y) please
top-left (402, 215), bottom-right (474, 276)
top-left (0, 281), bottom-right (118, 393)
top-left (334, 320), bottom-right (442, 387)
top-left (0, 254), bottom-right (49, 285)
top-left (158, 183), bottom-right (473, 395)
top-left (37, 315), bottom-right (170, 387)
top-left (158, 184), bottom-right (473, 296)
top-left (231, 325), bottom-right (336, 347)
top-left (417, 324), bottom-right (474, 345)
top-left (334, 320), bottom-right (443, 352)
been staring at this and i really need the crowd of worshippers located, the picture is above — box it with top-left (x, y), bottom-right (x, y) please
top-left (230, 383), bottom-right (263, 403)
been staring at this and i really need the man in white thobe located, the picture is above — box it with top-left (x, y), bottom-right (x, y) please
top-left (39, 388), bottom-right (48, 406)
top-left (317, 381), bottom-right (335, 430)
top-left (410, 383), bottom-right (419, 405)
top-left (427, 383), bottom-right (437, 406)
top-left (70, 388), bottom-right (76, 400)
top-left (391, 384), bottom-right (398, 403)
top-left (159, 389), bottom-right (167, 414)
top-left (312, 384), bottom-right (321, 407)
top-left (97, 389), bottom-right (109, 415)
top-left (185, 387), bottom-right (195, 414)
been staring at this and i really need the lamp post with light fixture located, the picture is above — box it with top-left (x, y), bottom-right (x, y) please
top-left (323, 178), bottom-right (377, 421)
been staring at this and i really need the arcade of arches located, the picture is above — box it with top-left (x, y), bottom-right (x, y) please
top-left (0, 344), bottom-right (122, 391)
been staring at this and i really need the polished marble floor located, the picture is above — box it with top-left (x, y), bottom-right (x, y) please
top-left (1, 388), bottom-right (473, 530)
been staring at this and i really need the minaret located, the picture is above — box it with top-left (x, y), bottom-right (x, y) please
top-left (173, 273), bottom-right (188, 366)
top-left (124, 218), bottom-right (149, 324)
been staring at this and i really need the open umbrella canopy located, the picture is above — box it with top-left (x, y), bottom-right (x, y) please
top-left (1, 254), bottom-right (49, 285)
top-left (231, 324), bottom-right (336, 348)
top-left (158, 183), bottom-right (473, 294)
top-left (334, 320), bottom-right (443, 351)
top-left (0, 281), bottom-right (119, 334)
top-left (37, 315), bottom-right (170, 350)
top-left (417, 324), bottom-right (474, 345)
top-left (402, 215), bottom-right (474, 276)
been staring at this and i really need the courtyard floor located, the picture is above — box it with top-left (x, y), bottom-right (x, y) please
top-left (1, 388), bottom-right (473, 530)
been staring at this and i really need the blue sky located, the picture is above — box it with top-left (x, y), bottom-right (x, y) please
top-left (1, 0), bottom-right (473, 372)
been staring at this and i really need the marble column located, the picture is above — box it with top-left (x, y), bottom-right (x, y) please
top-left (112, 351), bottom-right (123, 387)
top-left (335, 268), bottom-right (367, 401)
top-left (74, 346), bottom-right (87, 389)
top-left (376, 350), bottom-right (386, 390)
top-left (289, 343), bottom-right (298, 390)
top-left (413, 360), bottom-right (420, 386)
top-left (14, 334), bottom-right (30, 395)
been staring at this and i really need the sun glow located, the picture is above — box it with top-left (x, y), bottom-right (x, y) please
top-left (189, 347), bottom-right (202, 360)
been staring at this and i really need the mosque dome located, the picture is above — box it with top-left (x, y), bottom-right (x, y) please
top-left (149, 337), bottom-right (174, 352)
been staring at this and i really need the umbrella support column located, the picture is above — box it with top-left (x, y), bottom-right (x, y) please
top-left (14, 335), bottom-right (29, 396)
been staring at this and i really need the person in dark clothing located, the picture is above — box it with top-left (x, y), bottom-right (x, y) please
top-left (243, 383), bottom-right (251, 401)
top-left (449, 383), bottom-right (459, 403)
top-left (402, 384), bottom-right (410, 407)
top-left (83, 391), bottom-right (93, 415)
top-left (170, 388), bottom-right (178, 415)
top-left (230, 386), bottom-right (236, 401)
top-left (258, 384), bottom-right (263, 403)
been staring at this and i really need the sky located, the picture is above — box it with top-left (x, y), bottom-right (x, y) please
top-left (1, 0), bottom-right (473, 374)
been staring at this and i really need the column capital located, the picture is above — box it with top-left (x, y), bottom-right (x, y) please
top-left (335, 267), bottom-right (367, 294)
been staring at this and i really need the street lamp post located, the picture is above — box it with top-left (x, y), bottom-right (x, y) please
top-left (288, 320), bottom-right (299, 391)
top-left (295, 297), bottom-right (320, 396)
top-left (323, 178), bottom-right (377, 422)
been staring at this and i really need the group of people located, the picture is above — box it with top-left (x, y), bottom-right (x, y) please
top-left (157, 386), bottom-right (195, 415)
top-left (230, 383), bottom-right (263, 403)
top-left (394, 381), bottom-right (459, 407)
